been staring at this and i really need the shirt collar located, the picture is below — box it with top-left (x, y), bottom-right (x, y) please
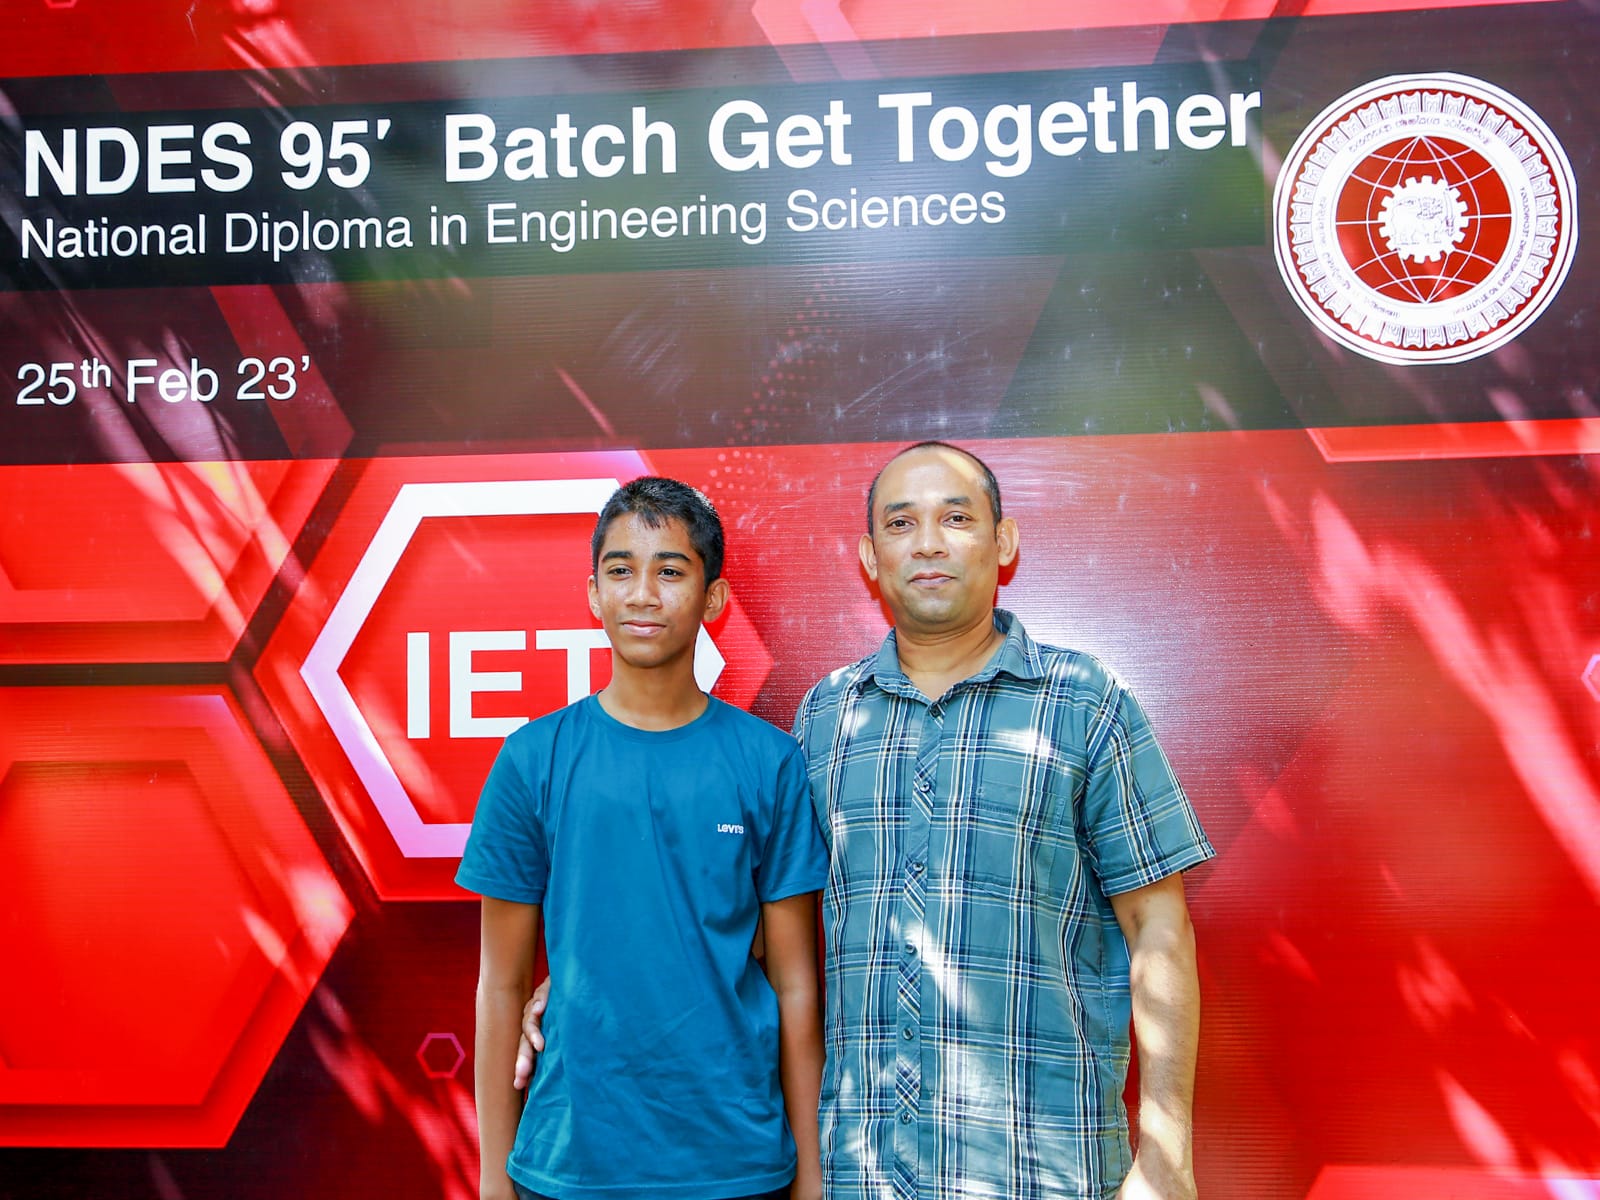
top-left (856, 608), bottom-right (1045, 695)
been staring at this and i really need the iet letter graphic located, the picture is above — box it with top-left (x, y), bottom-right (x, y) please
top-left (404, 628), bottom-right (613, 739)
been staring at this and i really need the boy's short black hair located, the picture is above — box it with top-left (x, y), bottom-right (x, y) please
top-left (865, 440), bottom-right (1003, 533)
top-left (591, 476), bottom-right (725, 584)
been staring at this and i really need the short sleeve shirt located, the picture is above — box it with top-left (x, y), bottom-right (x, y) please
top-left (791, 611), bottom-right (1214, 1200)
top-left (457, 694), bottom-right (829, 1199)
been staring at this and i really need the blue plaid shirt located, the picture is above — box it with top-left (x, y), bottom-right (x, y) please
top-left (792, 611), bottom-right (1214, 1200)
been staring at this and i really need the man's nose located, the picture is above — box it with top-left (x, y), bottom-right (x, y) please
top-left (911, 520), bottom-right (947, 556)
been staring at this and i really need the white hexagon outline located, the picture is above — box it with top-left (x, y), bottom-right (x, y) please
top-left (300, 478), bottom-right (725, 858)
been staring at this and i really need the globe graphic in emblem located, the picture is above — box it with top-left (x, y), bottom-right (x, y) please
top-left (1340, 139), bottom-right (1508, 300)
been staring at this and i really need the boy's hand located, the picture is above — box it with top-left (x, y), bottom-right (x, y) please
top-left (790, 1164), bottom-right (823, 1200)
top-left (514, 977), bottom-right (551, 1090)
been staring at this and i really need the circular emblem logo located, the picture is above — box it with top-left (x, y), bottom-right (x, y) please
top-left (1273, 73), bottom-right (1577, 365)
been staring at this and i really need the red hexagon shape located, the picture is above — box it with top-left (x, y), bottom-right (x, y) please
top-left (255, 452), bottom-right (773, 901)
top-left (0, 459), bottom-right (337, 664)
top-left (0, 685), bottom-right (351, 1147)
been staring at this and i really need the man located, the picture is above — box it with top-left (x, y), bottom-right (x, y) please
top-left (522, 446), bottom-right (1212, 1199)
top-left (792, 442), bottom-right (1212, 1200)
top-left (462, 477), bottom-right (826, 1200)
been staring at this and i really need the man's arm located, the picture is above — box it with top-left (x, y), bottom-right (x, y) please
top-left (761, 891), bottom-right (824, 1200)
top-left (1109, 872), bottom-right (1202, 1200)
top-left (476, 897), bottom-right (541, 1200)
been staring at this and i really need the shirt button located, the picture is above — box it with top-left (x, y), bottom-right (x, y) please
top-left (908, 859), bottom-right (925, 874)
top-left (900, 1111), bottom-right (912, 1124)
top-left (904, 940), bottom-right (916, 955)
top-left (902, 1026), bottom-right (915, 1040)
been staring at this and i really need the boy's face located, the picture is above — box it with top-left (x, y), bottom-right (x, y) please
top-left (588, 513), bottom-right (727, 673)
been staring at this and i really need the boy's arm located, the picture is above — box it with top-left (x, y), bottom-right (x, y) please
top-left (476, 897), bottom-right (541, 1200)
top-left (761, 890), bottom-right (824, 1200)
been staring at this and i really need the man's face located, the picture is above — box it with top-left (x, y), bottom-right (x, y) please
top-left (588, 513), bottom-right (727, 672)
top-left (860, 446), bottom-right (1019, 637)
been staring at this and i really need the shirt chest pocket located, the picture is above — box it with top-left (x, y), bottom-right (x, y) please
top-left (946, 777), bottom-right (1071, 896)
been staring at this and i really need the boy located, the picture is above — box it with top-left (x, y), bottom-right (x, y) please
top-left (457, 477), bottom-right (826, 1200)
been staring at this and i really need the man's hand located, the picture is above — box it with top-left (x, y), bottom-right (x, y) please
top-left (1117, 1157), bottom-right (1197, 1200)
top-left (514, 977), bottom-right (551, 1091)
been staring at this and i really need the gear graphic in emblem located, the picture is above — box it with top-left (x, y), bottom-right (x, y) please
top-left (1377, 175), bottom-right (1470, 263)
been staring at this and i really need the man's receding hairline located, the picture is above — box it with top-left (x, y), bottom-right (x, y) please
top-left (866, 441), bottom-right (1003, 532)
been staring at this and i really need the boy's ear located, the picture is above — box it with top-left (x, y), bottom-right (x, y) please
top-left (587, 575), bottom-right (601, 621)
top-left (704, 576), bottom-right (730, 624)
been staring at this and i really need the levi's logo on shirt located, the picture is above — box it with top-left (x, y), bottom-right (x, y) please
top-left (716, 822), bottom-right (746, 834)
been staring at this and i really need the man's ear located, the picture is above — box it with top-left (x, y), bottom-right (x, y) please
top-left (703, 576), bottom-right (730, 624)
top-left (587, 575), bottom-right (601, 621)
top-left (997, 516), bottom-right (1020, 567)
top-left (858, 532), bottom-right (880, 582)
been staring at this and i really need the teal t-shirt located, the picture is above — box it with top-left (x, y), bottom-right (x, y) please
top-left (456, 694), bottom-right (828, 1199)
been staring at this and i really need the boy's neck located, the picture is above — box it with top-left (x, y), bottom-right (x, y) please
top-left (596, 658), bottom-right (709, 731)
